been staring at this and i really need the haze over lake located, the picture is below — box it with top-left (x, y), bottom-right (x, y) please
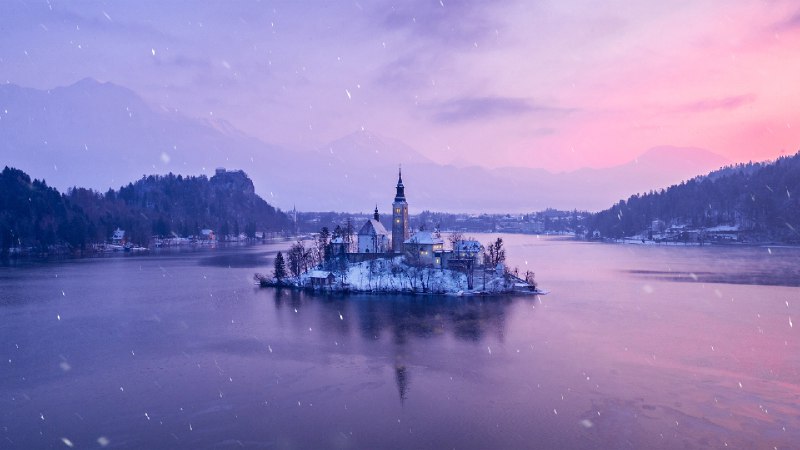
top-left (1, 236), bottom-right (798, 449)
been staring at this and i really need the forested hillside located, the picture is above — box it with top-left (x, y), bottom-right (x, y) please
top-left (0, 167), bottom-right (94, 254)
top-left (589, 152), bottom-right (800, 243)
top-left (1, 167), bottom-right (290, 255)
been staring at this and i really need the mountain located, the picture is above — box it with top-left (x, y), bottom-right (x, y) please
top-left (0, 79), bottom-right (731, 213)
top-left (553, 146), bottom-right (730, 210)
top-left (588, 152), bottom-right (800, 242)
top-left (69, 168), bottom-right (290, 244)
top-left (0, 78), bottom-right (288, 198)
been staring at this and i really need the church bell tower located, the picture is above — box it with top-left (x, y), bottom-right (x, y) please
top-left (392, 167), bottom-right (409, 253)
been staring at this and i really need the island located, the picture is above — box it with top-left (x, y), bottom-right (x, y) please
top-left (256, 169), bottom-right (545, 296)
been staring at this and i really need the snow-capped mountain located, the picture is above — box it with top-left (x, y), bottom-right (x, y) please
top-left (0, 79), bottom-right (729, 212)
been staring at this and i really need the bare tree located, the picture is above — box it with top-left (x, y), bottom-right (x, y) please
top-left (448, 231), bottom-right (463, 251)
top-left (525, 270), bottom-right (536, 289)
top-left (450, 233), bottom-right (479, 290)
top-left (344, 218), bottom-right (355, 253)
top-left (485, 237), bottom-right (506, 269)
top-left (287, 240), bottom-right (309, 277)
top-left (316, 226), bottom-right (330, 266)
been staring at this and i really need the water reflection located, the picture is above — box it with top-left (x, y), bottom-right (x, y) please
top-left (271, 290), bottom-right (511, 343)
top-left (270, 289), bottom-right (514, 403)
top-left (197, 251), bottom-right (272, 268)
top-left (625, 267), bottom-right (800, 287)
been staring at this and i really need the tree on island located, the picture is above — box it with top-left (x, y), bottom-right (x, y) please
top-left (485, 237), bottom-right (506, 269)
top-left (448, 231), bottom-right (463, 250)
top-left (449, 233), bottom-right (480, 290)
top-left (273, 251), bottom-right (287, 283)
top-left (316, 226), bottom-right (331, 266)
top-left (288, 240), bottom-right (310, 277)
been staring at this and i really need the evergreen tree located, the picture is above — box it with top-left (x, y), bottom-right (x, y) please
top-left (273, 251), bottom-right (287, 282)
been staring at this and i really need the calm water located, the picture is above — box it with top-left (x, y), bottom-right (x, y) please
top-left (1, 236), bottom-right (799, 449)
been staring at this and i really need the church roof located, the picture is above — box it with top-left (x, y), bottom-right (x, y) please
top-left (358, 219), bottom-right (388, 237)
top-left (404, 231), bottom-right (443, 245)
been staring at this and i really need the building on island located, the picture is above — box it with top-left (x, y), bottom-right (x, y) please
top-left (343, 167), bottom-right (483, 273)
top-left (330, 237), bottom-right (349, 256)
top-left (403, 231), bottom-right (445, 267)
top-left (392, 168), bottom-right (409, 253)
top-left (358, 206), bottom-right (389, 253)
top-left (308, 270), bottom-right (335, 289)
top-left (450, 239), bottom-right (483, 267)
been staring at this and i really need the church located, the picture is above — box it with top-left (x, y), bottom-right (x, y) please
top-left (356, 168), bottom-right (408, 254)
top-left (355, 169), bottom-right (445, 267)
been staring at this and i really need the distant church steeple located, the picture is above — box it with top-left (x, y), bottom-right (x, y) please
top-left (392, 166), bottom-right (409, 253)
top-left (394, 167), bottom-right (406, 202)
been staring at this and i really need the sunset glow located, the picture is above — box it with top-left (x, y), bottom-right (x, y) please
top-left (3, 0), bottom-right (799, 174)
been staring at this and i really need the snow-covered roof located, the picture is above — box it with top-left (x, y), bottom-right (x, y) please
top-left (358, 219), bottom-right (388, 237)
top-left (330, 237), bottom-right (346, 244)
top-left (404, 231), bottom-right (444, 245)
top-left (112, 228), bottom-right (125, 239)
top-left (706, 225), bottom-right (739, 232)
top-left (309, 270), bottom-right (333, 279)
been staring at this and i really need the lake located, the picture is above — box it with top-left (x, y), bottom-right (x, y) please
top-left (1, 235), bottom-right (798, 449)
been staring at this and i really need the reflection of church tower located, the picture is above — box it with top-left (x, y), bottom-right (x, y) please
top-left (392, 168), bottom-right (409, 252)
top-left (395, 362), bottom-right (409, 404)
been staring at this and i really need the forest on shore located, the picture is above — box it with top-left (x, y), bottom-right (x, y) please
top-left (0, 167), bottom-right (290, 256)
top-left (588, 151), bottom-right (800, 243)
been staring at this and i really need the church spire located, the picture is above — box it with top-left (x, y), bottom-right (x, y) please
top-left (394, 165), bottom-right (406, 202)
top-left (374, 205), bottom-right (380, 221)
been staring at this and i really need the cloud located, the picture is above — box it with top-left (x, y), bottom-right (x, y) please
top-left (153, 54), bottom-right (214, 70)
top-left (428, 96), bottom-right (572, 123)
top-left (676, 94), bottom-right (756, 113)
top-left (374, 53), bottom-right (440, 91)
top-left (375, 0), bottom-right (502, 44)
top-left (773, 9), bottom-right (800, 31)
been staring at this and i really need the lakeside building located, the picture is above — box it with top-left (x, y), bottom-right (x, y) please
top-left (111, 228), bottom-right (126, 245)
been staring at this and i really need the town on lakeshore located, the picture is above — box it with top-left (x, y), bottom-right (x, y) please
top-left (256, 169), bottom-right (542, 296)
top-left (2, 152), bottom-right (797, 260)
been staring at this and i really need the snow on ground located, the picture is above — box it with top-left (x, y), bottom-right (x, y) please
top-left (290, 256), bottom-right (492, 294)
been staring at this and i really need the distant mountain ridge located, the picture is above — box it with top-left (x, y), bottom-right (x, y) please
top-left (1, 79), bottom-right (730, 212)
top-left (0, 78), bottom-right (285, 195)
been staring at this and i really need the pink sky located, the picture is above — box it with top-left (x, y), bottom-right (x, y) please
top-left (2, 0), bottom-right (799, 172)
